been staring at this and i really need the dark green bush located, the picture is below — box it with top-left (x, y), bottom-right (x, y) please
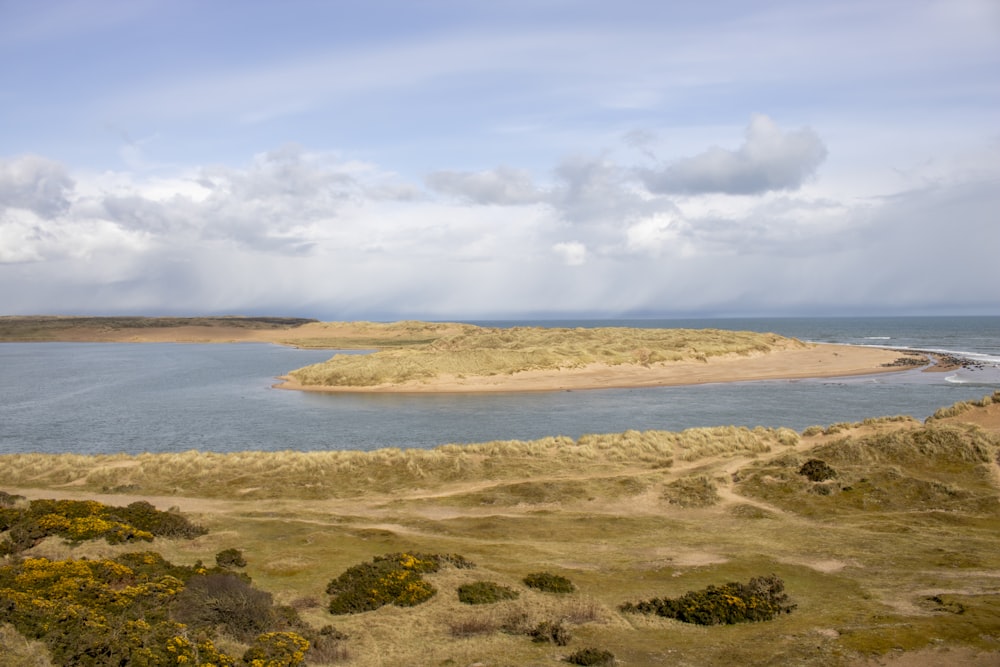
top-left (620, 574), bottom-right (795, 625)
top-left (457, 580), bottom-right (520, 605)
top-left (566, 647), bottom-right (616, 666)
top-left (326, 552), bottom-right (473, 615)
top-left (215, 547), bottom-right (247, 568)
top-left (524, 571), bottom-right (576, 594)
top-left (799, 458), bottom-right (837, 482)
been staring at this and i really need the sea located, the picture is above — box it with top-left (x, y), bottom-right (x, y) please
top-left (1, 316), bottom-right (998, 455)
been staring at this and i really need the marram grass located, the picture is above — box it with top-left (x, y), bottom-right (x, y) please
top-left (288, 325), bottom-right (797, 387)
top-left (0, 426), bottom-right (797, 500)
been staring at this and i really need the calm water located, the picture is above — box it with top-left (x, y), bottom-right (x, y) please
top-left (1, 317), bottom-right (998, 454)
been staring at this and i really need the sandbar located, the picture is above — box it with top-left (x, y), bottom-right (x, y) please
top-left (275, 344), bottom-right (915, 394)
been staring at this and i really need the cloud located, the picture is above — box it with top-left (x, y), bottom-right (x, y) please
top-left (641, 114), bottom-right (827, 195)
top-left (553, 241), bottom-right (587, 266)
top-left (0, 155), bottom-right (75, 218)
top-left (425, 166), bottom-right (545, 205)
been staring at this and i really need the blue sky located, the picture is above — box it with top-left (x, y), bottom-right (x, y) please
top-left (1, 0), bottom-right (998, 319)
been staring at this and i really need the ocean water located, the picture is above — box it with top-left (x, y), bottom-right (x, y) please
top-left (1, 317), bottom-right (997, 455)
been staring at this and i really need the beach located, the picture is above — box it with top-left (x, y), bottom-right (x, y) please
top-left (276, 343), bottom-right (912, 393)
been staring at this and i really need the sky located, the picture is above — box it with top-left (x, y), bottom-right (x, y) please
top-left (1, 0), bottom-right (998, 320)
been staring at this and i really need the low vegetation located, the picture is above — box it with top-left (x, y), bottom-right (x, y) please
top-left (456, 580), bottom-right (520, 604)
top-left (523, 572), bottom-right (577, 594)
top-left (326, 552), bottom-right (474, 615)
top-left (565, 648), bottom-right (616, 666)
top-left (288, 325), bottom-right (798, 387)
top-left (927, 390), bottom-right (1000, 421)
top-left (620, 575), bottom-right (796, 625)
top-left (1, 395), bottom-right (998, 665)
top-left (0, 497), bottom-right (206, 555)
top-left (0, 550), bottom-right (316, 666)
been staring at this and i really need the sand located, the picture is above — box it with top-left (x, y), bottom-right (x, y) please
top-left (276, 343), bottom-right (914, 394)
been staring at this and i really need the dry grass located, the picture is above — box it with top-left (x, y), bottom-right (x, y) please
top-left (288, 325), bottom-right (798, 387)
top-left (3, 400), bottom-right (1000, 666)
top-left (0, 426), bottom-right (797, 500)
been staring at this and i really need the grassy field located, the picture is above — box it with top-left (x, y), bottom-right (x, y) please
top-left (287, 325), bottom-right (797, 387)
top-left (2, 393), bottom-right (999, 666)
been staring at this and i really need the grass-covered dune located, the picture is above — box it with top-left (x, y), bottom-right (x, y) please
top-left (2, 393), bottom-right (1000, 666)
top-left (286, 325), bottom-right (801, 388)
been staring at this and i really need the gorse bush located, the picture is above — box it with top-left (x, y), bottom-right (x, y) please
top-left (523, 572), bottom-right (576, 594)
top-left (0, 496), bottom-right (205, 555)
top-left (457, 580), bottom-right (520, 604)
top-left (0, 551), bottom-right (312, 666)
top-left (326, 552), bottom-right (474, 615)
top-left (241, 631), bottom-right (310, 667)
top-left (620, 575), bottom-right (795, 625)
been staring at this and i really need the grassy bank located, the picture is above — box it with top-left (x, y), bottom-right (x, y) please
top-left (2, 393), bottom-right (999, 666)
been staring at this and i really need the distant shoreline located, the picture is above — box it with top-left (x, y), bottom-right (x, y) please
top-left (0, 316), bottom-right (931, 394)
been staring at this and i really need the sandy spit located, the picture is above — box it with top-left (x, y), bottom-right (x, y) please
top-left (275, 344), bottom-right (914, 394)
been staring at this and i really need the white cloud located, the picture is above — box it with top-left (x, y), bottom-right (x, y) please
top-left (0, 155), bottom-right (76, 219)
top-left (1, 129), bottom-right (997, 316)
top-left (425, 167), bottom-right (545, 205)
top-left (553, 241), bottom-right (587, 266)
top-left (641, 115), bottom-right (827, 195)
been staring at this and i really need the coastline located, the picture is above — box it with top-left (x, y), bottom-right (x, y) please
top-left (275, 343), bottom-right (915, 394)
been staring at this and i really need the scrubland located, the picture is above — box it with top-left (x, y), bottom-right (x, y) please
top-left (3, 393), bottom-right (1000, 666)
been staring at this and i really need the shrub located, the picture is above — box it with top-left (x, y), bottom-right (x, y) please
top-left (0, 491), bottom-right (24, 507)
top-left (449, 616), bottom-right (498, 638)
top-left (524, 572), bottom-right (576, 594)
top-left (0, 551), bottom-right (315, 666)
top-left (306, 628), bottom-right (351, 663)
top-left (173, 572), bottom-right (279, 641)
top-left (326, 552), bottom-right (471, 615)
top-left (798, 458), bottom-right (837, 482)
top-left (108, 500), bottom-right (207, 539)
top-left (241, 631), bottom-right (310, 666)
top-left (529, 619), bottom-right (571, 646)
top-left (620, 574), bottom-right (795, 625)
top-left (0, 497), bottom-right (205, 554)
top-left (216, 547), bottom-right (248, 568)
top-left (457, 580), bottom-right (520, 605)
top-left (566, 647), bottom-right (616, 666)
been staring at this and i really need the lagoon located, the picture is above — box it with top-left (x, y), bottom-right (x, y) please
top-left (1, 317), bottom-right (998, 454)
